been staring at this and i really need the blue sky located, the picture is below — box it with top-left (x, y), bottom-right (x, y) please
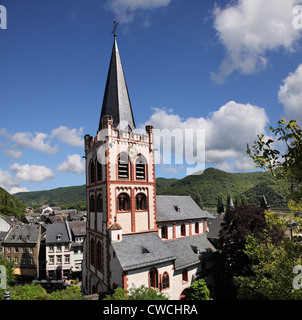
top-left (1, 0), bottom-right (302, 193)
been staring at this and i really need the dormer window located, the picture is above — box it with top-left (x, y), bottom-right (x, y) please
top-left (56, 234), bottom-right (61, 241)
top-left (175, 206), bottom-right (181, 212)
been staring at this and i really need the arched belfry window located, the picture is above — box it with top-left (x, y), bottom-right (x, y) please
top-left (90, 238), bottom-right (95, 266)
top-left (136, 193), bottom-right (147, 211)
top-left (97, 193), bottom-right (103, 212)
top-left (97, 161), bottom-right (102, 182)
top-left (117, 193), bottom-right (130, 212)
top-left (136, 155), bottom-right (146, 180)
top-left (90, 194), bottom-right (95, 213)
top-left (118, 153), bottom-right (130, 179)
top-left (97, 241), bottom-right (102, 271)
top-left (90, 160), bottom-right (95, 184)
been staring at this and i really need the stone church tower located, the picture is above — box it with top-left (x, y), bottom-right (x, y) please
top-left (83, 33), bottom-right (157, 294)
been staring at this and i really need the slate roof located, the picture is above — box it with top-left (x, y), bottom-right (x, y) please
top-left (164, 234), bottom-right (216, 270)
top-left (98, 37), bottom-right (136, 132)
top-left (0, 231), bottom-right (8, 244)
top-left (111, 232), bottom-right (175, 271)
top-left (4, 225), bottom-right (41, 244)
top-left (156, 195), bottom-right (213, 222)
top-left (46, 222), bottom-right (71, 244)
top-left (68, 221), bottom-right (86, 237)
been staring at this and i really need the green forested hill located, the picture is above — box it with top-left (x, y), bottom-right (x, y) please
top-left (13, 168), bottom-right (291, 210)
top-left (156, 168), bottom-right (291, 209)
top-left (0, 187), bottom-right (26, 220)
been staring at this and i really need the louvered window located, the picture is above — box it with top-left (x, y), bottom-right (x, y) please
top-left (136, 156), bottom-right (146, 180)
top-left (118, 154), bottom-right (129, 179)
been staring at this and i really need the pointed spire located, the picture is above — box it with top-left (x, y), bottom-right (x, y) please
top-left (227, 195), bottom-right (234, 208)
top-left (98, 34), bottom-right (135, 132)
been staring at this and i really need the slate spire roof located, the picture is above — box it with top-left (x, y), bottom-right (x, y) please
top-left (98, 36), bottom-right (136, 132)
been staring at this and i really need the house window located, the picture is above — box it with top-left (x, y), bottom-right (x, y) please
top-left (15, 247), bottom-right (18, 253)
top-left (195, 222), bottom-right (199, 234)
top-left (136, 193), bottom-right (147, 210)
top-left (14, 257), bottom-right (18, 264)
top-left (117, 193), bottom-right (130, 212)
top-left (182, 269), bottom-right (188, 283)
top-left (90, 194), bottom-right (95, 213)
top-left (30, 247), bottom-right (34, 253)
top-left (90, 160), bottom-right (95, 184)
top-left (49, 256), bottom-right (54, 264)
top-left (97, 161), bottom-right (102, 182)
top-left (118, 153), bottom-right (129, 179)
top-left (65, 245), bottom-right (69, 251)
top-left (49, 246), bottom-right (54, 252)
top-left (29, 258), bottom-right (34, 265)
top-left (57, 245), bottom-right (61, 252)
top-left (57, 256), bottom-right (62, 264)
top-left (162, 272), bottom-right (169, 290)
top-left (135, 156), bottom-right (146, 180)
top-left (149, 268), bottom-right (158, 288)
top-left (181, 224), bottom-right (186, 236)
top-left (97, 193), bottom-right (103, 212)
top-left (7, 247), bottom-right (11, 253)
top-left (97, 241), bottom-right (102, 271)
top-left (22, 257), bottom-right (26, 265)
top-left (64, 255), bottom-right (70, 264)
top-left (161, 226), bottom-right (168, 239)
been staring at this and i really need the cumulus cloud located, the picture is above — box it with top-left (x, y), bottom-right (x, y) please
top-left (51, 126), bottom-right (84, 147)
top-left (10, 163), bottom-right (54, 183)
top-left (0, 169), bottom-right (21, 192)
top-left (278, 64), bottom-right (302, 125)
top-left (56, 154), bottom-right (85, 174)
top-left (105, 0), bottom-right (172, 24)
top-left (11, 132), bottom-right (58, 154)
top-left (144, 101), bottom-right (269, 172)
top-left (4, 149), bottom-right (23, 158)
top-left (211, 0), bottom-right (301, 83)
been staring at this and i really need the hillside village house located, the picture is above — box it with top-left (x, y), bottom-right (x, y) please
top-left (82, 32), bottom-right (216, 300)
top-left (45, 220), bottom-right (86, 280)
top-left (2, 224), bottom-right (41, 280)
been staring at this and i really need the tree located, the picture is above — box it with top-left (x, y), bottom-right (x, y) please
top-left (217, 195), bottom-right (224, 214)
top-left (214, 205), bottom-right (283, 299)
top-left (247, 118), bottom-right (302, 204)
top-left (187, 279), bottom-right (212, 300)
top-left (103, 285), bottom-right (169, 300)
top-left (234, 212), bottom-right (302, 300)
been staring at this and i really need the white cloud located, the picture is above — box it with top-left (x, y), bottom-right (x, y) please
top-left (51, 126), bottom-right (84, 147)
top-left (10, 163), bottom-right (54, 183)
top-left (4, 149), bottom-right (23, 158)
top-left (278, 64), bottom-right (302, 125)
top-left (144, 101), bottom-right (269, 172)
top-left (105, 0), bottom-right (172, 24)
top-left (211, 0), bottom-right (301, 83)
top-left (0, 169), bottom-right (20, 192)
top-left (11, 132), bottom-right (58, 154)
top-left (56, 154), bottom-right (85, 174)
top-left (9, 187), bottom-right (30, 194)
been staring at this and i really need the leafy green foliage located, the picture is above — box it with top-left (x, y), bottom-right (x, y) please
top-left (103, 285), bottom-right (169, 300)
top-left (187, 279), bottom-right (212, 300)
top-left (0, 187), bottom-right (25, 220)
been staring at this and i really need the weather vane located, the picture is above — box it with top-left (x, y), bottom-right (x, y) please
top-left (112, 19), bottom-right (119, 37)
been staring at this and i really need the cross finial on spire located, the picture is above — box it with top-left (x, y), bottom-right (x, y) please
top-left (112, 19), bottom-right (119, 37)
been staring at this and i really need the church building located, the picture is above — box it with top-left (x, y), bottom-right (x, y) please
top-left (82, 30), bottom-right (216, 300)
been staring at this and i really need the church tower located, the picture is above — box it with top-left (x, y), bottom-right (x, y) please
top-left (83, 29), bottom-right (157, 294)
